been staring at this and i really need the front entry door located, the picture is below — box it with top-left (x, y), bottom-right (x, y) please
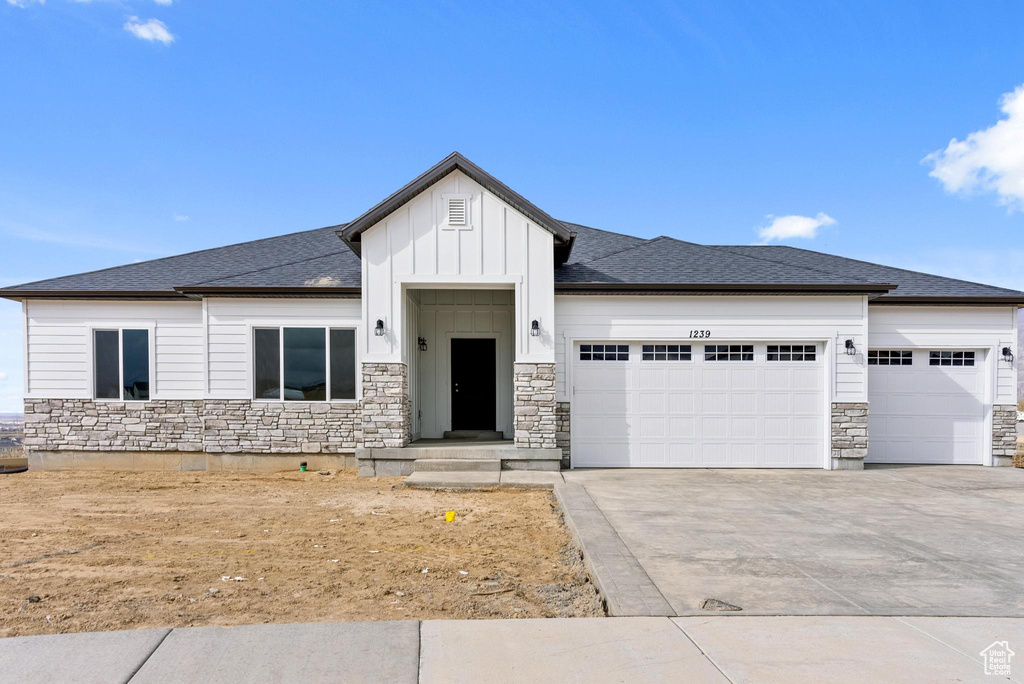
top-left (451, 338), bottom-right (496, 431)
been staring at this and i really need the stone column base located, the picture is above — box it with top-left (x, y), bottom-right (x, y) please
top-left (361, 362), bottom-right (410, 449)
top-left (831, 402), bottom-right (868, 471)
top-left (513, 363), bottom-right (557, 449)
top-left (992, 405), bottom-right (1016, 467)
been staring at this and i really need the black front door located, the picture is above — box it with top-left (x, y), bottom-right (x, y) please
top-left (451, 338), bottom-right (496, 431)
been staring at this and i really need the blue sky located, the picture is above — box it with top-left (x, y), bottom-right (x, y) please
top-left (2, 1), bottom-right (1023, 412)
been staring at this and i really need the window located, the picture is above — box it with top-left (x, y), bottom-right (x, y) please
top-left (642, 344), bottom-right (691, 361)
top-left (868, 350), bottom-right (913, 366)
top-left (767, 344), bottom-right (816, 361)
top-left (93, 329), bottom-right (150, 400)
top-left (704, 344), bottom-right (753, 361)
top-left (579, 344), bottom-right (629, 361)
top-left (929, 350), bottom-right (975, 367)
top-left (254, 327), bottom-right (357, 401)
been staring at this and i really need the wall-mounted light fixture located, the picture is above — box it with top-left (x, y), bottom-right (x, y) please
top-left (845, 339), bottom-right (856, 356)
top-left (418, 336), bottom-right (428, 352)
top-left (374, 319), bottom-right (385, 337)
top-left (1002, 346), bottom-right (1014, 363)
top-left (530, 319), bottom-right (540, 337)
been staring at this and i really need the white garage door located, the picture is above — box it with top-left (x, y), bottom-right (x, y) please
top-left (572, 342), bottom-right (825, 468)
top-left (867, 349), bottom-right (986, 464)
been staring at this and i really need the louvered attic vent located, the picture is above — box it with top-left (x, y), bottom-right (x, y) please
top-left (447, 197), bottom-right (468, 225)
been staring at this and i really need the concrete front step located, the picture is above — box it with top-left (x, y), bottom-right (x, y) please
top-left (356, 445), bottom-right (563, 477)
top-left (412, 458), bottom-right (500, 473)
top-left (405, 471), bottom-right (564, 490)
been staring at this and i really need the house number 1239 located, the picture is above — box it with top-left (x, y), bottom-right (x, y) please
top-left (689, 330), bottom-right (711, 338)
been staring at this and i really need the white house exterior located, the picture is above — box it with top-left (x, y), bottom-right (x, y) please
top-left (4, 153), bottom-right (1021, 474)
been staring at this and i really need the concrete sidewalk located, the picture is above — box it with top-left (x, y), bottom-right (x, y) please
top-left (1, 616), bottom-right (1020, 683)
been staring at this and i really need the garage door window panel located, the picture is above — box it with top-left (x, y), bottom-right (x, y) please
top-left (929, 351), bottom-right (975, 367)
top-left (704, 345), bottom-right (754, 361)
top-left (767, 344), bottom-right (816, 361)
top-left (579, 344), bottom-right (629, 361)
top-left (642, 344), bottom-right (691, 361)
top-left (868, 350), bottom-right (913, 366)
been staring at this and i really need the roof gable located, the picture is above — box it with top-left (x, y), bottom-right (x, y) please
top-left (338, 152), bottom-right (573, 254)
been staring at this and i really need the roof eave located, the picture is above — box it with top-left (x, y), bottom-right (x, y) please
top-left (174, 286), bottom-right (361, 298)
top-left (554, 282), bottom-right (897, 293)
top-left (0, 289), bottom-right (189, 301)
top-left (871, 296), bottom-right (1024, 306)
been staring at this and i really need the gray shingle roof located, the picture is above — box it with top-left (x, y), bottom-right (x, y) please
top-left (554, 236), bottom-right (894, 291)
top-left (2, 224), bottom-right (359, 295)
top-left (2, 216), bottom-right (1022, 303)
top-left (715, 245), bottom-right (1024, 301)
top-left (561, 222), bottom-right (649, 264)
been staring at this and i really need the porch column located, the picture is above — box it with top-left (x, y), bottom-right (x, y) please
top-left (513, 363), bottom-right (557, 449)
top-left (361, 362), bottom-right (410, 448)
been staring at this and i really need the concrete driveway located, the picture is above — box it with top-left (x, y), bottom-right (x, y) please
top-left (563, 465), bottom-right (1024, 617)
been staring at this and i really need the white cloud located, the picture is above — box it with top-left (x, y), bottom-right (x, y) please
top-left (0, 372), bottom-right (7, 382)
top-left (124, 16), bottom-right (174, 45)
top-left (154, 0), bottom-right (173, 4)
top-left (173, 212), bottom-right (189, 222)
top-left (5, 0), bottom-right (44, 7)
top-left (924, 84), bottom-right (1024, 210)
top-left (756, 212), bottom-right (836, 243)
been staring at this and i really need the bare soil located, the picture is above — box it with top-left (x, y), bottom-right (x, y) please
top-left (0, 470), bottom-right (603, 637)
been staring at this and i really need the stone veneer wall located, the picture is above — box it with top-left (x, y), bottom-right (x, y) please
top-left (992, 404), bottom-right (1017, 467)
top-left (555, 401), bottom-right (571, 468)
top-left (513, 363), bottom-right (557, 448)
top-left (203, 400), bottom-right (360, 454)
top-left (831, 402), bottom-right (868, 470)
top-left (24, 399), bottom-right (204, 452)
top-left (360, 362), bottom-right (410, 449)
top-left (24, 398), bottom-right (361, 456)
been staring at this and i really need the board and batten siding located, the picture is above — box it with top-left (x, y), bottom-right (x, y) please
top-left (361, 169), bottom-right (555, 364)
top-left (204, 298), bottom-right (362, 399)
top-left (24, 299), bottom-right (204, 399)
top-left (554, 295), bottom-right (869, 403)
top-left (868, 305), bottom-right (1018, 405)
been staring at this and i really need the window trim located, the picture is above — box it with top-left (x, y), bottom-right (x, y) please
top-left (252, 325), bottom-right (359, 403)
top-left (88, 325), bottom-right (155, 402)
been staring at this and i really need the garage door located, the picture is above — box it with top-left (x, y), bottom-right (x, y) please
top-left (867, 349), bottom-right (986, 464)
top-left (572, 342), bottom-right (825, 467)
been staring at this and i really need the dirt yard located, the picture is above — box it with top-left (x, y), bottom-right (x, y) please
top-left (0, 470), bottom-right (603, 637)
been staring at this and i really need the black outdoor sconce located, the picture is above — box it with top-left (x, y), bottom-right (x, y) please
top-left (418, 336), bottom-right (428, 352)
top-left (374, 319), bottom-right (385, 337)
top-left (530, 319), bottom-right (540, 337)
top-left (1002, 347), bottom-right (1014, 363)
top-left (845, 339), bottom-right (856, 356)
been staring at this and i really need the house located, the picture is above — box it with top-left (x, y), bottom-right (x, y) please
top-left (2, 152), bottom-right (1021, 474)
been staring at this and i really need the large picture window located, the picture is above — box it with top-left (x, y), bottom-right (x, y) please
top-left (93, 329), bottom-right (150, 400)
top-left (254, 327), bottom-right (356, 401)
